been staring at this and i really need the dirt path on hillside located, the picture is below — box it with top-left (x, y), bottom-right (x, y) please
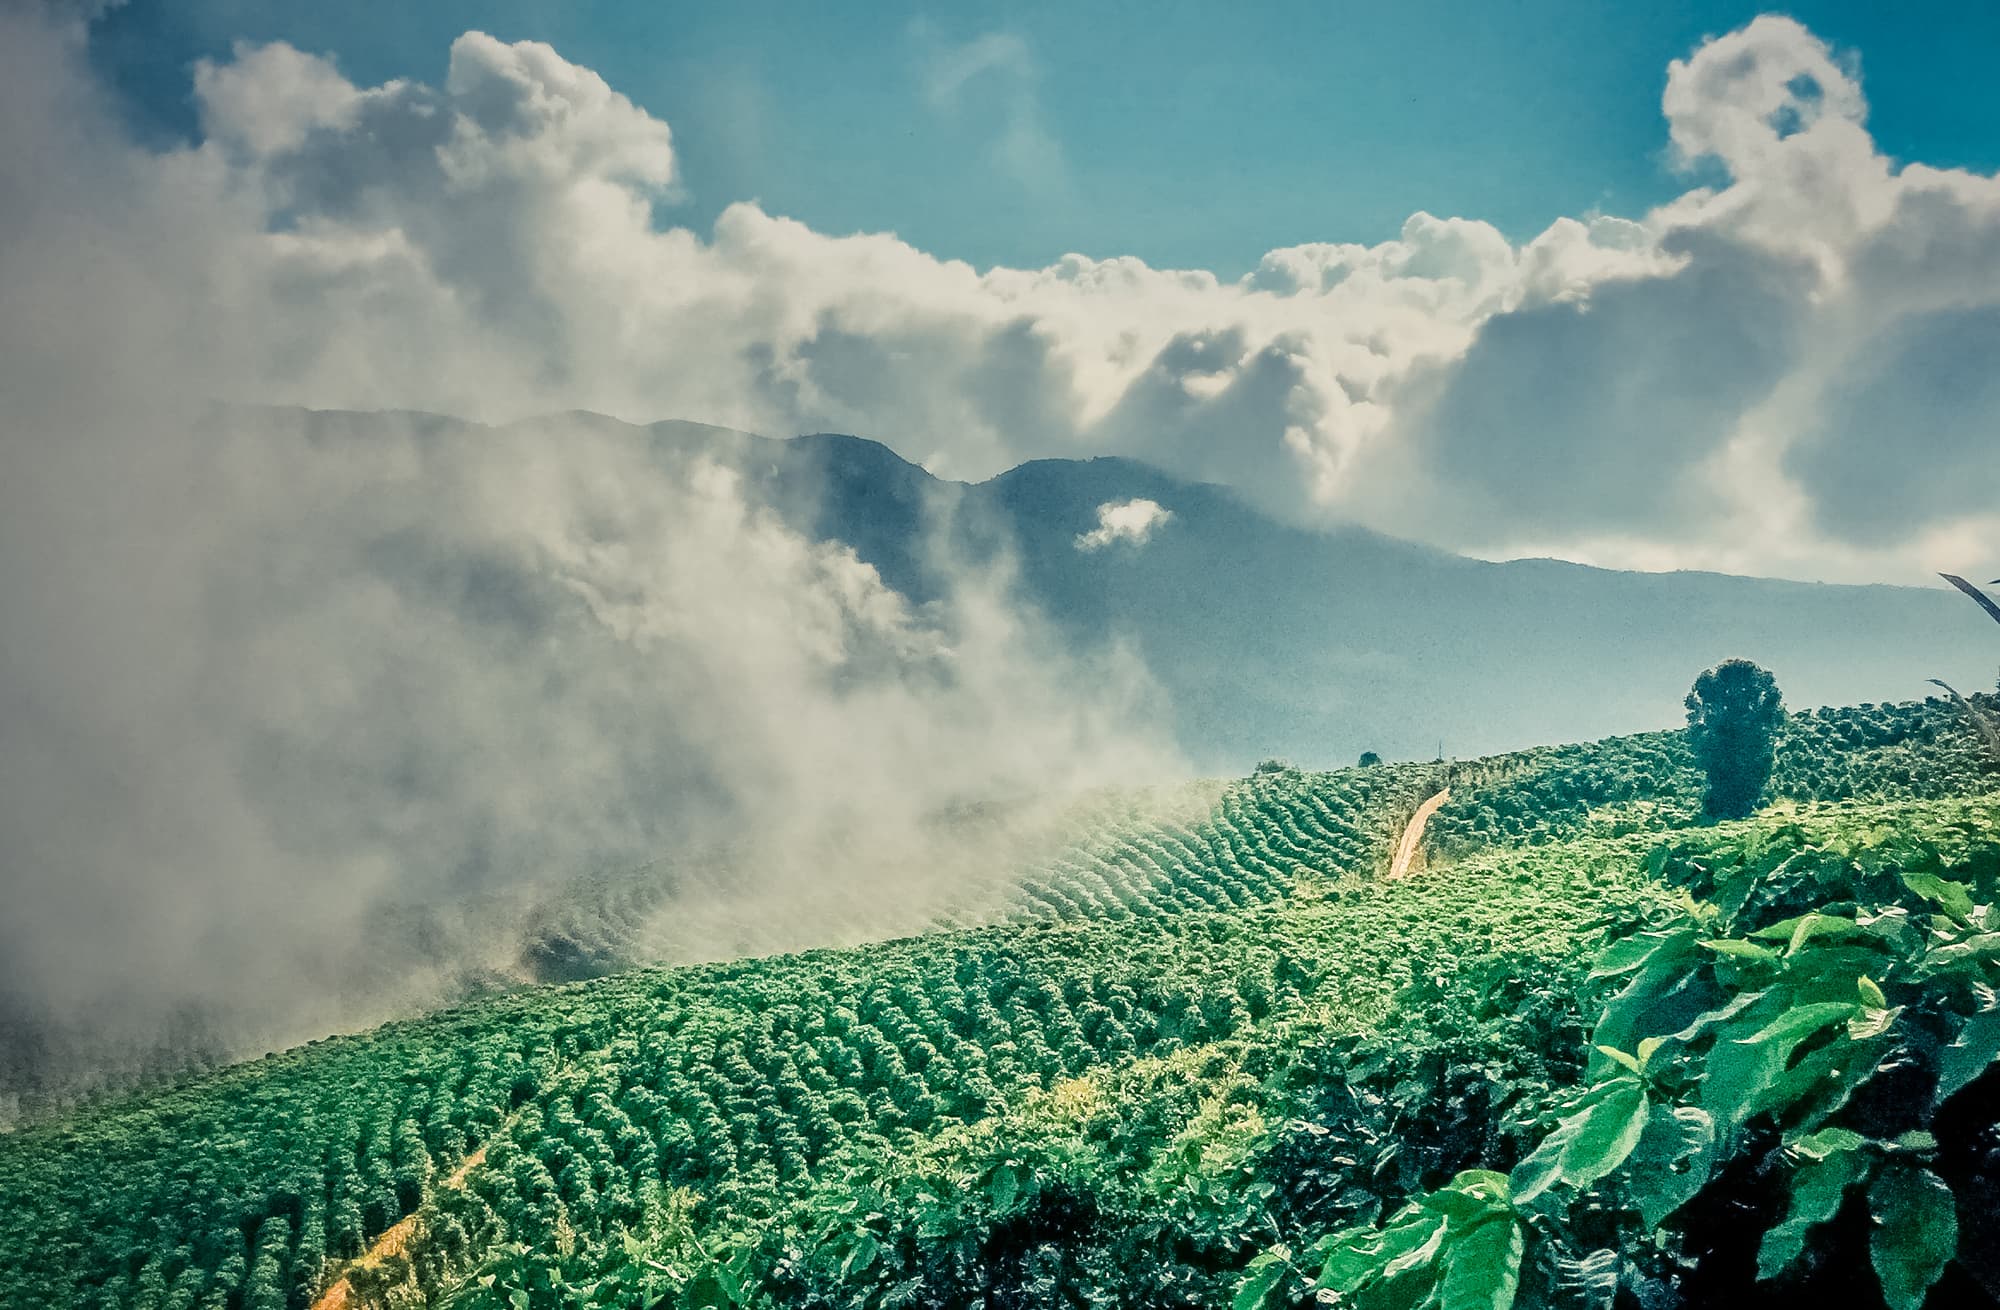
top-left (310, 1144), bottom-right (490, 1310)
top-left (1387, 789), bottom-right (1450, 881)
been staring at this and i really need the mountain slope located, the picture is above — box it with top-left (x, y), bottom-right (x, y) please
top-left (524, 411), bottom-right (1995, 771)
top-left (1, 698), bottom-right (1991, 1310)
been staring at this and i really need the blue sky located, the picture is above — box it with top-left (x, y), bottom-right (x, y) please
top-left (90, 0), bottom-right (2000, 274)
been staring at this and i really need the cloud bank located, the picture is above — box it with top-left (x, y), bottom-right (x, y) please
top-left (0, 399), bottom-right (1182, 1098)
top-left (0, 10), bottom-right (1184, 1095)
top-left (8, 11), bottom-right (1997, 585)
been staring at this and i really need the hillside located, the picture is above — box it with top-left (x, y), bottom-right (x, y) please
top-left (28, 401), bottom-right (1997, 1120)
top-left (2, 695), bottom-right (1995, 1309)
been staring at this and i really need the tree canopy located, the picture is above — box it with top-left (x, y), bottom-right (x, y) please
top-left (1685, 658), bottom-right (1785, 819)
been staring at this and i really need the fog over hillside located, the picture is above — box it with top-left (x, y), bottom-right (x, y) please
top-left (3, 1), bottom-right (1998, 1107)
top-left (0, 402), bottom-right (1187, 1112)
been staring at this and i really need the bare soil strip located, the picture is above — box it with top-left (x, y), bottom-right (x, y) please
top-left (1388, 788), bottom-right (1451, 881)
top-left (309, 1144), bottom-right (489, 1310)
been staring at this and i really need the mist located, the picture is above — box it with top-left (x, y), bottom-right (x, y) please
top-left (0, 9), bottom-right (1183, 1114)
top-left (0, 402), bottom-right (1184, 1111)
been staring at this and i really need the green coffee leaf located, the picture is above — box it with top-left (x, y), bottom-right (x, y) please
top-left (1438, 1215), bottom-right (1525, 1310)
top-left (1900, 870), bottom-right (1975, 921)
top-left (839, 1233), bottom-right (878, 1278)
top-left (987, 1163), bottom-right (1019, 1213)
top-left (1590, 932), bottom-right (1674, 980)
top-left (1317, 1205), bottom-right (1443, 1292)
top-left (1738, 1001), bottom-right (1862, 1048)
top-left (1624, 1104), bottom-right (1716, 1228)
top-left (1935, 1005), bottom-right (2000, 1106)
top-left (1869, 1166), bottom-right (1958, 1310)
top-left (1757, 1146), bottom-right (1865, 1280)
top-left (1231, 1251), bottom-right (1288, 1310)
top-left (1560, 1079), bottom-right (1650, 1190)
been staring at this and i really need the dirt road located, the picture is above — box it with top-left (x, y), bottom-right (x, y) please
top-left (1388, 788), bottom-right (1450, 881)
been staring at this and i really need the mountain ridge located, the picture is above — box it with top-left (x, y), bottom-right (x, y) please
top-left (248, 404), bottom-right (1997, 769)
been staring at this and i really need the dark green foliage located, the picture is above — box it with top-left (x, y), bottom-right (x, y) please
top-left (633, 842), bottom-right (1666, 1310)
top-left (1260, 954), bottom-right (1594, 1242)
top-left (1358, 752), bottom-right (1383, 768)
top-left (1424, 695), bottom-right (1995, 856)
top-left (3, 706), bottom-right (1992, 1310)
top-left (1243, 796), bottom-right (2000, 1310)
top-left (1685, 659), bottom-right (1786, 819)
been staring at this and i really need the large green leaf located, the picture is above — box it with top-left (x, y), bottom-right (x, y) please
top-left (1589, 932), bottom-right (1679, 981)
top-left (1559, 1080), bottom-right (1650, 1191)
top-left (1509, 1083), bottom-right (1626, 1204)
top-left (1935, 1004), bottom-right (2000, 1107)
top-left (1763, 1031), bottom-right (1894, 1133)
top-left (1745, 912), bottom-right (1863, 955)
top-left (1438, 1215), bottom-right (1524, 1310)
top-left (986, 1163), bottom-right (1019, 1214)
top-left (1900, 870), bottom-right (1975, 922)
top-left (1756, 1142), bottom-right (1864, 1280)
top-left (1738, 1001), bottom-right (1863, 1048)
top-left (1705, 1001), bottom-right (1859, 1134)
top-left (1507, 1130), bottom-right (1567, 1206)
top-left (1869, 1166), bottom-right (1958, 1310)
top-left (1667, 988), bottom-right (1765, 1045)
top-left (1318, 1206), bottom-right (1445, 1292)
top-left (1593, 931), bottom-right (1709, 1053)
top-left (838, 1232), bottom-right (879, 1278)
top-left (1232, 1252), bottom-right (1289, 1310)
top-left (1623, 1105), bottom-right (1716, 1228)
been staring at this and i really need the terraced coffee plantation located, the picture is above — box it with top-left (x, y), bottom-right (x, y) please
top-left (2, 694), bottom-right (1996, 1309)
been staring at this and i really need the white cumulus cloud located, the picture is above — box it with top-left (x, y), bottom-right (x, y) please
top-left (1076, 498), bottom-right (1176, 552)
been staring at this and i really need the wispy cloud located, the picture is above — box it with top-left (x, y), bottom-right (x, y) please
top-left (913, 24), bottom-right (1071, 200)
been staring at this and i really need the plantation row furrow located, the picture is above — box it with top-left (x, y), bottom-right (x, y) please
top-left (378, 814), bottom-right (1680, 1309)
top-left (1001, 763), bottom-right (1436, 926)
top-left (0, 761), bottom-right (1435, 1310)
top-left (713, 793), bottom-right (2000, 1310)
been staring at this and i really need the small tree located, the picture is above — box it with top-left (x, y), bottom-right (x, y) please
top-left (1357, 751), bottom-right (1382, 768)
top-left (1685, 659), bottom-right (1785, 819)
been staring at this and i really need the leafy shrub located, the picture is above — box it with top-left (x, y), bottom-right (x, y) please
top-left (1242, 798), bottom-right (2000, 1309)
